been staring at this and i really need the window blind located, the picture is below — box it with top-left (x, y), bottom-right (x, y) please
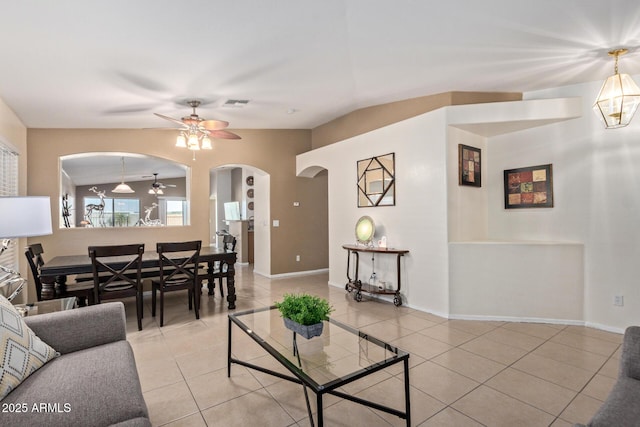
top-left (0, 143), bottom-right (19, 271)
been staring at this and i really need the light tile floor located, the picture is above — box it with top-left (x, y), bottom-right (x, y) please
top-left (122, 266), bottom-right (622, 427)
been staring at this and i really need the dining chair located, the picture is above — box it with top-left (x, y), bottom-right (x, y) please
top-left (152, 240), bottom-right (201, 327)
top-left (25, 243), bottom-right (94, 305)
top-left (198, 234), bottom-right (236, 298)
top-left (88, 243), bottom-right (145, 331)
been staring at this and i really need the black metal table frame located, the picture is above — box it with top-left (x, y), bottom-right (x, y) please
top-left (228, 306), bottom-right (411, 426)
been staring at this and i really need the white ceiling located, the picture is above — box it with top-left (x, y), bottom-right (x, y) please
top-left (61, 153), bottom-right (187, 186)
top-left (0, 0), bottom-right (639, 131)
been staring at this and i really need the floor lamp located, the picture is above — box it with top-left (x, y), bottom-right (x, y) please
top-left (0, 196), bottom-right (52, 301)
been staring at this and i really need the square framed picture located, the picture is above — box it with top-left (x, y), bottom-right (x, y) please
top-left (458, 144), bottom-right (481, 187)
top-left (504, 164), bottom-right (553, 209)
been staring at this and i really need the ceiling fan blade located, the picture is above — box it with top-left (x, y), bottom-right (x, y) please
top-left (154, 113), bottom-right (188, 128)
top-left (208, 130), bottom-right (241, 140)
top-left (200, 119), bottom-right (229, 130)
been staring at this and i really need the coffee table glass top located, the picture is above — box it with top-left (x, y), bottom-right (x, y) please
top-left (229, 305), bottom-right (409, 390)
top-left (14, 297), bottom-right (77, 317)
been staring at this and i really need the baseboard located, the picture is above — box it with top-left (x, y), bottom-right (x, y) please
top-left (260, 268), bottom-right (329, 279)
top-left (447, 313), bottom-right (585, 326)
top-left (584, 321), bottom-right (626, 335)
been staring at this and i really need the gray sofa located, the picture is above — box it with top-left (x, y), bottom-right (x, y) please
top-left (2, 302), bottom-right (150, 427)
top-left (575, 326), bottom-right (640, 427)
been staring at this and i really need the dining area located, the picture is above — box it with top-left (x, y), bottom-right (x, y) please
top-left (27, 240), bottom-right (238, 330)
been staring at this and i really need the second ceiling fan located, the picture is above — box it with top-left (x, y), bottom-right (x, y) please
top-left (146, 173), bottom-right (176, 195)
top-left (155, 100), bottom-right (241, 151)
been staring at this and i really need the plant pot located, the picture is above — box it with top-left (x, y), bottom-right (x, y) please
top-left (283, 317), bottom-right (324, 339)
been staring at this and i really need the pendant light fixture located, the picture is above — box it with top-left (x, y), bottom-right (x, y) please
top-left (593, 48), bottom-right (640, 129)
top-left (112, 157), bottom-right (135, 193)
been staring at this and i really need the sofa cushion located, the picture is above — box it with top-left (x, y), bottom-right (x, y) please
top-left (1, 340), bottom-right (149, 427)
top-left (0, 295), bottom-right (58, 400)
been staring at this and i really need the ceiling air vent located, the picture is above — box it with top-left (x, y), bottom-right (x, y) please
top-left (223, 99), bottom-right (250, 108)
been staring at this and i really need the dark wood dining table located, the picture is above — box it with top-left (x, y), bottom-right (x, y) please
top-left (39, 246), bottom-right (238, 309)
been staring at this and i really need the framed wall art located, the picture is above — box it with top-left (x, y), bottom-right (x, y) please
top-left (504, 164), bottom-right (553, 209)
top-left (357, 153), bottom-right (395, 207)
top-left (458, 144), bottom-right (481, 187)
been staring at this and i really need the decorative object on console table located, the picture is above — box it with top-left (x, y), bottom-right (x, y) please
top-left (355, 215), bottom-right (375, 247)
top-left (357, 153), bottom-right (395, 207)
top-left (458, 144), bottom-right (481, 187)
top-left (275, 293), bottom-right (334, 339)
top-left (504, 164), bottom-right (553, 209)
top-left (0, 196), bottom-right (53, 301)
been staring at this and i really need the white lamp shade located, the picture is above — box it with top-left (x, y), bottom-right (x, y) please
top-left (112, 183), bottom-right (135, 193)
top-left (187, 133), bottom-right (200, 150)
top-left (593, 73), bottom-right (640, 128)
top-left (201, 136), bottom-right (212, 149)
top-left (0, 196), bottom-right (53, 238)
top-left (176, 134), bottom-right (187, 148)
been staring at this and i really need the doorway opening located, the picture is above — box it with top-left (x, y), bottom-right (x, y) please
top-left (209, 165), bottom-right (271, 276)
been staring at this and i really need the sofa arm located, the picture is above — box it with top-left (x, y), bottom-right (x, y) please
top-left (620, 326), bottom-right (640, 380)
top-left (24, 302), bottom-right (127, 354)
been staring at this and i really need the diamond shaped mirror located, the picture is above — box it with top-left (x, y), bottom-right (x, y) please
top-left (357, 153), bottom-right (395, 207)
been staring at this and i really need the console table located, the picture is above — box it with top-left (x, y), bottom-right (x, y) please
top-left (342, 244), bottom-right (409, 306)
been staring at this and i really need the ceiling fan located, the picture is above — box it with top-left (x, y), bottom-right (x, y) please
top-left (145, 173), bottom-right (175, 195)
top-left (154, 100), bottom-right (241, 151)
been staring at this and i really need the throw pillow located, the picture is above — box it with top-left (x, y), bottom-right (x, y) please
top-left (0, 295), bottom-right (59, 399)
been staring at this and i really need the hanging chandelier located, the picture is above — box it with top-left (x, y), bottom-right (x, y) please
top-left (112, 157), bottom-right (135, 193)
top-left (593, 48), bottom-right (640, 129)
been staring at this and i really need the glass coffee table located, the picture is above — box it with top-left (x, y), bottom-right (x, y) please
top-left (228, 306), bottom-right (411, 426)
top-left (14, 297), bottom-right (77, 317)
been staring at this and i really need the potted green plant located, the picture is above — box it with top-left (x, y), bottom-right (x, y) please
top-left (274, 293), bottom-right (334, 339)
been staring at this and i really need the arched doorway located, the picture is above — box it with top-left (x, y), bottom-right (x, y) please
top-left (209, 164), bottom-right (271, 276)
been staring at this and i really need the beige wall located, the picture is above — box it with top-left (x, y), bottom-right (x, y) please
top-left (0, 97), bottom-right (28, 303)
top-left (26, 128), bottom-right (328, 288)
top-left (311, 91), bottom-right (522, 149)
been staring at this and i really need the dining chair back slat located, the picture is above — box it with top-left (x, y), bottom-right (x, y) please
top-left (152, 240), bottom-right (201, 327)
top-left (88, 243), bottom-right (145, 330)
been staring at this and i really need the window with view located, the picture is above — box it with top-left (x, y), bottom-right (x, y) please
top-left (83, 197), bottom-right (140, 227)
top-left (160, 198), bottom-right (188, 226)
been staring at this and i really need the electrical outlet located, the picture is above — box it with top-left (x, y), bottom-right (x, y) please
top-left (296, 255), bottom-right (300, 262)
top-left (614, 295), bottom-right (624, 306)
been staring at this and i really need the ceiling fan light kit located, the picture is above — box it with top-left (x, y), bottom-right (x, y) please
top-left (148, 173), bottom-right (174, 196)
top-left (155, 99), bottom-right (241, 152)
top-left (593, 48), bottom-right (640, 129)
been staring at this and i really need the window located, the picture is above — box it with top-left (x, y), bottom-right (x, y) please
top-left (0, 143), bottom-right (19, 271)
top-left (159, 198), bottom-right (188, 226)
top-left (82, 197), bottom-right (140, 227)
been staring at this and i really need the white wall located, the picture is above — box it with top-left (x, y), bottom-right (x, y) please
top-left (298, 109), bottom-right (451, 315)
top-left (500, 79), bottom-right (640, 331)
top-left (447, 127), bottom-right (488, 241)
top-left (0, 96), bottom-right (28, 302)
top-left (449, 242), bottom-right (584, 322)
top-left (298, 88), bottom-right (640, 332)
